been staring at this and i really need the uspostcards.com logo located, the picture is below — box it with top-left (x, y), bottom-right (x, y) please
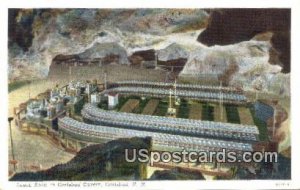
top-left (125, 149), bottom-right (278, 166)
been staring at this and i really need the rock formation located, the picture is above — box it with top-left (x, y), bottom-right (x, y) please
top-left (8, 9), bottom-right (290, 96)
top-left (10, 137), bottom-right (151, 181)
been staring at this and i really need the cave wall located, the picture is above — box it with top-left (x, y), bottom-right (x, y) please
top-left (198, 9), bottom-right (290, 73)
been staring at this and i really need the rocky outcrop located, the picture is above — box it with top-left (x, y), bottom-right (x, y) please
top-left (150, 167), bottom-right (205, 180)
top-left (180, 39), bottom-right (290, 96)
top-left (10, 137), bottom-right (151, 181)
top-left (52, 54), bottom-right (79, 64)
top-left (8, 9), bottom-right (209, 80)
top-left (155, 43), bottom-right (188, 72)
top-left (77, 42), bottom-right (129, 64)
top-left (128, 49), bottom-right (156, 66)
top-left (50, 42), bottom-right (129, 73)
top-left (8, 9), bottom-right (290, 97)
top-left (157, 43), bottom-right (188, 61)
top-left (198, 9), bottom-right (290, 73)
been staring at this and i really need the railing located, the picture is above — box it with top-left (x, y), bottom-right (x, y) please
top-left (58, 117), bottom-right (253, 152)
top-left (82, 103), bottom-right (259, 136)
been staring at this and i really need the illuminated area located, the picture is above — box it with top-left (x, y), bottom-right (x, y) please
top-left (12, 79), bottom-right (281, 177)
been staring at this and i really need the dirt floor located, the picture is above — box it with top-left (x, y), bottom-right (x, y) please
top-left (48, 64), bottom-right (167, 83)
